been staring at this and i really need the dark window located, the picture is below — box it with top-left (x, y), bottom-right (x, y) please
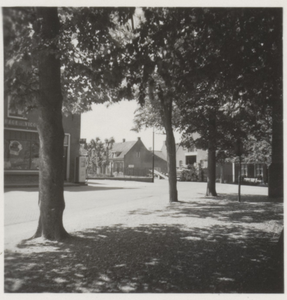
top-left (186, 155), bottom-right (196, 165)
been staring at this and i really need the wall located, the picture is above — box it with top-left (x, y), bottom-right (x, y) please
top-left (4, 95), bottom-right (81, 184)
top-left (216, 163), bottom-right (233, 183)
top-left (154, 155), bottom-right (167, 174)
top-left (62, 114), bottom-right (81, 181)
top-left (233, 163), bottom-right (268, 184)
top-left (124, 139), bottom-right (152, 176)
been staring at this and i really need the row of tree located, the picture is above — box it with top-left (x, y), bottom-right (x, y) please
top-left (86, 137), bottom-right (115, 175)
top-left (131, 8), bottom-right (282, 199)
top-left (3, 7), bottom-right (283, 240)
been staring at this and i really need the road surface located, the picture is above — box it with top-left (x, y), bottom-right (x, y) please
top-left (4, 179), bottom-right (268, 249)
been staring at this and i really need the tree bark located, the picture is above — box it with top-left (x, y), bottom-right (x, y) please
top-left (162, 98), bottom-right (178, 203)
top-left (33, 7), bottom-right (69, 240)
top-left (268, 93), bottom-right (283, 198)
top-left (206, 114), bottom-right (217, 196)
top-left (165, 119), bottom-right (178, 203)
top-left (268, 9), bottom-right (283, 199)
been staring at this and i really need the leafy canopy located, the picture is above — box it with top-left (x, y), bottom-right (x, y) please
top-left (3, 7), bottom-right (135, 114)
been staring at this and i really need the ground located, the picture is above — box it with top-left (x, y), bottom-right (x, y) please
top-left (3, 180), bottom-right (284, 294)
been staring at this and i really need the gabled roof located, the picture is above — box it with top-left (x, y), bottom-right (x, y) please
top-left (111, 141), bottom-right (137, 159)
top-left (154, 150), bottom-right (167, 161)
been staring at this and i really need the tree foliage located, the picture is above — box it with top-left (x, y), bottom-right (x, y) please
top-left (4, 7), bottom-right (135, 114)
top-left (86, 137), bottom-right (115, 174)
top-left (129, 8), bottom-right (281, 197)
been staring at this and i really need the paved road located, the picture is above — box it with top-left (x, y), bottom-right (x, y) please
top-left (4, 179), bottom-right (267, 249)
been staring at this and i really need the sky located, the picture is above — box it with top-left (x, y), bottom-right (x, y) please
top-left (80, 100), bottom-right (182, 151)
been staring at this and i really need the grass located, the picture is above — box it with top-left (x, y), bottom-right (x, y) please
top-left (4, 192), bottom-right (284, 293)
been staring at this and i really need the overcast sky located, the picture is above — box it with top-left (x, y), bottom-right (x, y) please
top-left (80, 100), bottom-right (181, 151)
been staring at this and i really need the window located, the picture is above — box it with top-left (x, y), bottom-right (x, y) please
top-left (7, 96), bottom-right (28, 120)
top-left (4, 130), bottom-right (69, 171)
top-left (136, 151), bottom-right (141, 158)
top-left (241, 164), bottom-right (248, 176)
top-left (186, 155), bottom-right (196, 165)
top-left (179, 160), bottom-right (183, 167)
top-left (4, 139), bottom-right (40, 170)
top-left (255, 164), bottom-right (264, 177)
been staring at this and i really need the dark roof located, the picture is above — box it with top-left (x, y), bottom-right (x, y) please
top-left (111, 141), bottom-right (137, 159)
top-left (154, 150), bottom-right (167, 161)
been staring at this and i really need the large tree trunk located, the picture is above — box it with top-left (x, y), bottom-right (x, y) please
top-left (162, 98), bottom-right (178, 203)
top-left (268, 9), bottom-right (283, 199)
top-left (165, 119), bottom-right (178, 203)
top-left (268, 93), bottom-right (283, 198)
top-left (206, 114), bottom-right (217, 196)
top-left (206, 148), bottom-right (217, 196)
top-left (33, 7), bottom-right (69, 240)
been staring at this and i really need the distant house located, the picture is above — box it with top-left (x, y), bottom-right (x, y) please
top-left (108, 138), bottom-right (167, 177)
top-left (153, 151), bottom-right (168, 174)
top-left (161, 140), bottom-right (208, 168)
top-left (233, 162), bottom-right (268, 184)
top-left (161, 138), bottom-right (267, 184)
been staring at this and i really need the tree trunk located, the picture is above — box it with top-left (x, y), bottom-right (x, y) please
top-left (268, 93), bottom-right (283, 198)
top-left (165, 120), bottom-right (178, 203)
top-left (268, 9), bottom-right (283, 198)
top-left (220, 163), bottom-right (224, 183)
top-left (33, 7), bottom-right (69, 240)
top-left (206, 147), bottom-right (217, 196)
top-left (162, 98), bottom-right (178, 203)
top-left (206, 114), bottom-right (217, 196)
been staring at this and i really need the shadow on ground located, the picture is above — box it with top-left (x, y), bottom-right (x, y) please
top-left (4, 185), bottom-right (136, 193)
top-left (5, 222), bottom-right (283, 293)
top-left (129, 196), bottom-right (283, 226)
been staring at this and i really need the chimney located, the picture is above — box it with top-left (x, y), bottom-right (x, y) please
top-left (123, 139), bottom-right (125, 142)
top-left (138, 137), bottom-right (141, 141)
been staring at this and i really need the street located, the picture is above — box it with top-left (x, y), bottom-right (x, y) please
top-left (4, 179), bottom-right (284, 293)
top-left (5, 179), bottom-right (268, 249)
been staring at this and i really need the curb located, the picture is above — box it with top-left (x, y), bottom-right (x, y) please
top-left (4, 182), bottom-right (86, 189)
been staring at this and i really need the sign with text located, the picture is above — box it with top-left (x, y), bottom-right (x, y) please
top-left (4, 118), bottom-right (37, 129)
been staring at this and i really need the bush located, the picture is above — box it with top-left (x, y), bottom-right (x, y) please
top-left (179, 166), bottom-right (198, 181)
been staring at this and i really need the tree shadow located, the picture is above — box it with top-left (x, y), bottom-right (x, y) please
top-left (5, 222), bottom-right (283, 293)
top-left (129, 197), bottom-right (283, 226)
top-left (217, 193), bottom-right (283, 203)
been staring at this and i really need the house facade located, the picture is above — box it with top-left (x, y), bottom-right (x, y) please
top-left (4, 95), bottom-right (82, 185)
top-left (233, 162), bottom-right (268, 184)
top-left (161, 139), bottom-right (267, 184)
top-left (108, 138), bottom-right (167, 177)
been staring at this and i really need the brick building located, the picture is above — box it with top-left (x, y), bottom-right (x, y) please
top-left (4, 96), bottom-right (81, 185)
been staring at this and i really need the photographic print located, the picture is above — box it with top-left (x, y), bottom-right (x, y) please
top-left (2, 1), bottom-right (285, 297)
